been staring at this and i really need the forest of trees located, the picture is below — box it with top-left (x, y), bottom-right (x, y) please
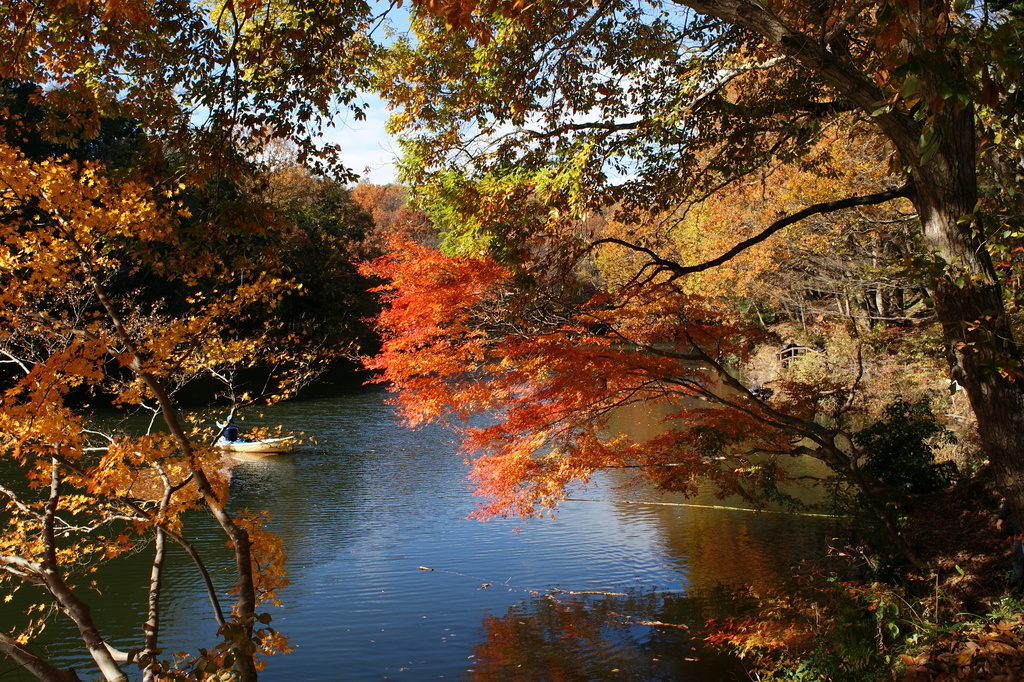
top-left (1, 0), bottom-right (1024, 678)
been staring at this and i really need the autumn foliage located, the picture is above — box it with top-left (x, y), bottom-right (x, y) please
top-left (0, 135), bottom-right (314, 681)
top-left (376, 0), bottom-right (1024, 546)
top-left (0, 0), bottom-right (388, 672)
top-left (364, 235), bottom-right (855, 519)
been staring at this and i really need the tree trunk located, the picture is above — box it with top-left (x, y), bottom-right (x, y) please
top-left (910, 107), bottom-right (1024, 523)
top-left (933, 274), bottom-right (1024, 521)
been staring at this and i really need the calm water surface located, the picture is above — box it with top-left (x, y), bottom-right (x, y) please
top-left (2, 391), bottom-right (836, 681)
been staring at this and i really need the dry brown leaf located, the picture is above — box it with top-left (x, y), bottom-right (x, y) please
top-left (984, 641), bottom-right (1019, 656)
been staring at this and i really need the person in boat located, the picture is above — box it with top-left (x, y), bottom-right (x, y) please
top-left (224, 420), bottom-right (240, 442)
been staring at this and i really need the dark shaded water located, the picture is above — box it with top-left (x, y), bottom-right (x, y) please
top-left (1, 390), bottom-right (836, 680)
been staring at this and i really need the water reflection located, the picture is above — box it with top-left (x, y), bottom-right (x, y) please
top-left (599, 395), bottom-right (838, 595)
top-left (469, 588), bottom-right (744, 681)
top-left (1, 390), bottom-right (834, 681)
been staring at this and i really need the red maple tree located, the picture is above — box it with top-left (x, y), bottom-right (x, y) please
top-left (361, 235), bottom-right (908, 559)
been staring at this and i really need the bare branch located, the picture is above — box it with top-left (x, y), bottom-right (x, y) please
top-left (0, 554), bottom-right (43, 576)
top-left (0, 482), bottom-right (42, 521)
top-left (0, 348), bottom-right (32, 375)
top-left (48, 452), bottom-right (227, 628)
top-left (593, 183), bottom-right (915, 280)
top-left (0, 633), bottom-right (83, 682)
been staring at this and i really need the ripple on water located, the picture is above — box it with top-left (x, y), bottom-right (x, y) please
top-left (0, 392), bottom-right (834, 681)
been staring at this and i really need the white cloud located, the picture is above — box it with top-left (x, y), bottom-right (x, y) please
top-left (322, 92), bottom-right (400, 185)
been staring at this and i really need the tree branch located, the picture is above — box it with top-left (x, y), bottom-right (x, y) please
top-left (593, 183), bottom-right (914, 280)
top-left (668, 0), bottom-right (923, 164)
top-left (0, 348), bottom-right (32, 375)
top-left (74, 244), bottom-right (257, 681)
top-left (37, 458), bottom-right (128, 681)
top-left (48, 452), bottom-right (227, 629)
top-left (0, 633), bottom-right (82, 682)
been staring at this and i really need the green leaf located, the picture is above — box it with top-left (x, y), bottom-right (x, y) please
top-left (900, 74), bottom-right (923, 99)
top-left (919, 126), bottom-right (942, 165)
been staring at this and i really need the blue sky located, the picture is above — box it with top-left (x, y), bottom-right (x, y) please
top-left (323, 91), bottom-right (401, 185)
top-left (322, 2), bottom-right (409, 186)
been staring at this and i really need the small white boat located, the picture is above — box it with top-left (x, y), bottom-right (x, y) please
top-left (216, 436), bottom-right (296, 454)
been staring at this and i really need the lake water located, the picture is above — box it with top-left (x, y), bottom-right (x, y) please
top-left (1, 390), bottom-right (836, 681)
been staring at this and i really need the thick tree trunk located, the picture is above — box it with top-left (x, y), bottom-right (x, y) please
top-left (933, 274), bottom-right (1024, 522)
top-left (910, 106), bottom-right (1024, 523)
top-left (920, 188), bottom-right (1024, 523)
